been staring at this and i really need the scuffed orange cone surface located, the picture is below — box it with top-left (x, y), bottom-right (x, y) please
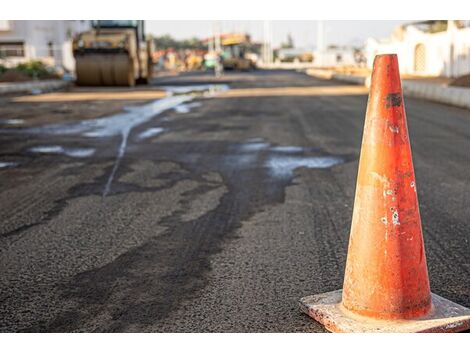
top-left (341, 54), bottom-right (432, 319)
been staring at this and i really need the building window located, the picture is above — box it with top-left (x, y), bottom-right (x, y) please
top-left (48, 42), bottom-right (54, 57)
top-left (0, 42), bottom-right (25, 57)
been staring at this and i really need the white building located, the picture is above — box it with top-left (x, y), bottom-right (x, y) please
top-left (0, 20), bottom-right (90, 72)
top-left (365, 20), bottom-right (470, 78)
top-left (313, 21), bottom-right (363, 68)
top-left (313, 46), bottom-right (360, 67)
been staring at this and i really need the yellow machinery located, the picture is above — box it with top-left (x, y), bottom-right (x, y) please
top-left (221, 34), bottom-right (255, 71)
top-left (73, 20), bottom-right (154, 86)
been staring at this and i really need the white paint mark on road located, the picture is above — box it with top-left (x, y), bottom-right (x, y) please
top-left (0, 161), bottom-right (18, 168)
top-left (15, 94), bottom-right (196, 196)
top-left (271, 145), bottom-right (304, 153)
top-left (30, 145), bottom-right (64, 154)
top-left (266, 156), bottom-right (344, 178)
top-left (174, 102), bottom-right (202, 114)
top-left (30, 145), bottom-right (96, 158)
top-left (95, 85), bottom-right (227, 196)
top-left (103, 133), bottom-right (128, 197)
top-left (81, 95), bottom-right (193, 138)
top-left (137, 127), bottom-right (165, 140)
top-left (163, 84), bottom-right (229, 96)
top-left (64, 148), bottom-right (96, 158)
top-left (1, 119), bottom-right (24, 125)
top-left (99, 96), bottom-right (192, 197)
top-left (1, 85), bottom-right (230, 196)
top-left (239, 142), bottom-right (270, 152)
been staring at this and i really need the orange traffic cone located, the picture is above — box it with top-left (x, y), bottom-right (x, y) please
top-left (299, 54), bottom-right (470, 332)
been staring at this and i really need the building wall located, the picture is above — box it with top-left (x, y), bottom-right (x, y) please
top-left (314, 48), bottom-right (357, 67)
top-left (366, 21), bottom-right (470, 78)
top-left (0, 20), bottom-right (90, 72)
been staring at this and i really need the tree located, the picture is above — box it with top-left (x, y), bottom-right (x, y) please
top-left (281, 33), bottom-right (294, 49)
top-left (153, 34), bottom-right (205, 50)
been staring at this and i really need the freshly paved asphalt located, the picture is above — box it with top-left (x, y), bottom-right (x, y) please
top-left (0, 70), bottom-right (469, 332)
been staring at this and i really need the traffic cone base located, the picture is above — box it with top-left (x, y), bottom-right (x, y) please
top-left (300, 290), bottom-right (470, 333)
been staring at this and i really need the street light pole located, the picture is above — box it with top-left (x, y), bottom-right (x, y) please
top-left (317, 20), bottom-right (325, 67)
top-left (263, 20), bottom-right (273, 66)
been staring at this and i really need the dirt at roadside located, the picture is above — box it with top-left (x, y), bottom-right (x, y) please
top-left (450, 74), bottom-right (470, 87)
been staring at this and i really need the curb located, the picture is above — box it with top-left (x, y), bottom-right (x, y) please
top-left (0, 80), bottom-right (70, 95)
top-left (306, 68), bottom-right (470, 110)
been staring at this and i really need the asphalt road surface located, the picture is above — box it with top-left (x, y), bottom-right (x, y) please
top-left (0, 70), bottom-right (469, 332)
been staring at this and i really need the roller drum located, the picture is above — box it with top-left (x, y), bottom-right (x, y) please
top-left (75, 54), bottom-right (135, 87)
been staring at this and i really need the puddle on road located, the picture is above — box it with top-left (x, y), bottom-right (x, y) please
top-left (266, 155), bottom-right (344, 178)
top-left (232, 140), bottom-right (345, 179)
top-left (270, 145), bottom-right (304, 153)
top-left (245, 137), bottom-right (265, 143)
top-left (1, 84), bottom-right (229, 196)
top-left (163, 84), bottom-right (229, 96)
top-left (30, 145), bottom-right (96, 158)
top-left (137, 127), bottom-right (165, 140)
top-left (0, 119), bottom-right (25, 126)
top-left (174, 102), bottom-right (202, 114)
top-left (10, 85), bottom-right (228, 140)
top-left (0, 161), bottom-right (19, 169)
top-left (238, 141), bottom-right (270, 152)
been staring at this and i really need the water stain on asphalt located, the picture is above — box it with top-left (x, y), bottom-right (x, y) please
top-left (174, 102), bottom-right (202, 114)
top-left (266, 155), bottom-right (344, 178)
top-left (2, 84), bottom-right (227, 196)
top-left (1, 119), bottom-right (25, 126)
top-left (163, 84), bottom-right (229, 96)
top-left (238, 141), bottom-right (270, 152)
top-left (30, 145), bottom-right (96, 158)
top-left (1, 84), bottom-right (351, 332)
top-left (270, 145), bottom-right (304, 153)
top-left (0, 161), bottom-right (18, 169)
top-left (137, 127), bottom-right (165, 140)
top-left (235, 141), bottom-right (345, 178)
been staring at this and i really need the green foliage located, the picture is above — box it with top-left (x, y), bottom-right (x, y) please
top-left (14, 60), bottom-right (51, 78)
top-left (428, 21), bottom-right (448, 33)
top-left (281, 33), bottom-right (294, 49)
top-left (154, 34), bottom-right (206, 50)
top-left (0, 61), bottom-right (58, 82)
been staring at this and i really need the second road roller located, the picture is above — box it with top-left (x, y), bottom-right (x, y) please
top-left (72, 20), bottom-right (154, 86)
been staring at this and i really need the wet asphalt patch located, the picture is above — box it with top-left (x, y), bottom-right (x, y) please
top-left (0, 80), bottom-right (353, 332)
top-left (19, 137), bottom-right (349, 332)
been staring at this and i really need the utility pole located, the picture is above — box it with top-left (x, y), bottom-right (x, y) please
top-left (208, 29), bottom-right (214, 53)
top-left (214, 22), bottom-right (221, 53)
top-left (316, 21), bottom-right (325, 67)
top-left (263, 20), bottom-right (273, 66)
top-left (213, 21), bottom-right (222, 77)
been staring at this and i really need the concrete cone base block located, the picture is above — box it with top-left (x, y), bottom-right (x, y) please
top-left (300, 289), bottom-right (470, 333)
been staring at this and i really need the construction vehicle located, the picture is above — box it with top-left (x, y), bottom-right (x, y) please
top-left (72, 20), bottom-right (154, 86)
top-left (220, 34), bottom-right (256, 70)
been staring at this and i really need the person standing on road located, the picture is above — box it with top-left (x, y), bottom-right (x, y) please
top-left (215, 50), bottom-right (224, 77)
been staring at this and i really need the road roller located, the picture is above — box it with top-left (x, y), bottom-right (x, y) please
top-left (72, 20), bottom-right (154, 86)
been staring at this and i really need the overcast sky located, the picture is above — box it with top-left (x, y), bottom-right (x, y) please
top-left (146, 20), bottom-right (409, 48)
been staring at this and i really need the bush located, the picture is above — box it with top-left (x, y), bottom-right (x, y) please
top-left (0, 61), bottom-right (60, 82)
top-left (14, 61), bottom-right (51, 79)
